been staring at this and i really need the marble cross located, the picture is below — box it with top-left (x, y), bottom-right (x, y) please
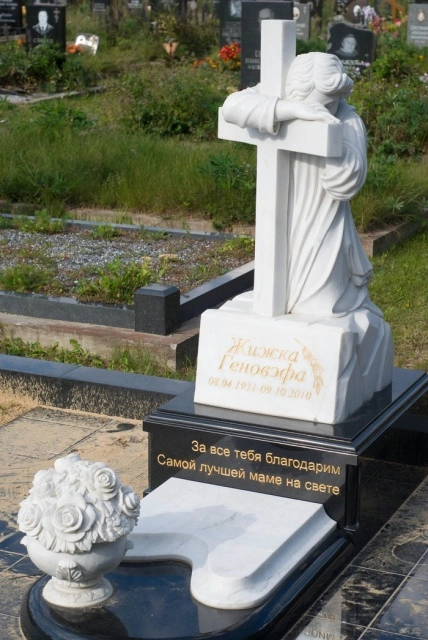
top-left (218, 20), bottom-right (344, 318)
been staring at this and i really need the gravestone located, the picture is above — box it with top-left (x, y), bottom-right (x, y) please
top-left (241, 1), bottom-right (293, 88)
top-left (92, 0), bottom-right (108, 12)
top-left (0, 0), bottom-right (22, 30)
top-left (293, 1), bottom-right (311, 40)
top-left (407, 3), bottom-right (428, 47)
top-left (26, 5), bottom-right (66, 49)
top-left (327, 21), bottom-right (376, 75)
top-left (219, 0), bottom-right (242, 46)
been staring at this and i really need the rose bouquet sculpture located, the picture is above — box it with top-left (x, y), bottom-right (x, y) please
top-left (18, 453), bottom-right (140, 608)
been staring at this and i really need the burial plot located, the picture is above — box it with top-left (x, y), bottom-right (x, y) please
top-left (19, 19), bottom-right (428, 640)
top-left (327, 21), bottom-right (376, 75)
top-left (407, 3), bottom-right (428, 47)
top-left (241, 1), bottom-right (293, 88)
top-left (26, 5), bottom-right (66, 49)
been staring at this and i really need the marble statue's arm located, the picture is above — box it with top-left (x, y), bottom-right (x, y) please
top-left (221, 85), bottom-right (279, 134)
top-left (222, 85), bottom-right (338, 135)
top-left (321, 105), bottom-right (367, 201)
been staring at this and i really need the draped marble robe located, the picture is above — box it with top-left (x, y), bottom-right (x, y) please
top-left (222, 87), bottom-right (382, 320)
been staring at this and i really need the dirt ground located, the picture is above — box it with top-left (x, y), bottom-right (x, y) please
top-left (0, 391), bottom-right (37, 427)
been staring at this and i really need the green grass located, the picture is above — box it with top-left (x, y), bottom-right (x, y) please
top-left (369, 232), bottom-right (428, 372)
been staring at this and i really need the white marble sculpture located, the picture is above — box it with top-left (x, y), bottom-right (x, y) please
top-left (195, 20), bottom-right (393, 423)
top-left (18, 453), bottom-right (140, 608)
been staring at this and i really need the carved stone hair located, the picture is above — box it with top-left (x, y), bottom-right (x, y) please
top-left (285, 52), bottom-right (353, 101)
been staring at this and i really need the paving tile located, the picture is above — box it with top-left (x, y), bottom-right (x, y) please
top-left (361, 630), bottom-right (425, 640)
top-left (304, 567), bottom-right (404, 628)
top-left (284, 605), bottom-right (365, 640)
top-left (0, 613), bottom-right (22, 640)
top-left (0, 572), bottom-right (39, 617)
top-left (371, 576), bottom-right (428, 639)
top-left (20, 406), bottom-right (114, 429)
top-left (353, 479), bottom-right (428, 576)
top-left (0, 551), bottom-right (25, 574)
top-left (0, 533), bottom-right (26, 555)
top-left (63, 422), bottom-right (149, 495)
top-left (0, 416), bottom-right (105, 463)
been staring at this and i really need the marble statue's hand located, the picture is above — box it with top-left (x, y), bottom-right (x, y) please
top-left (274, 99), bottom-right (340, 124)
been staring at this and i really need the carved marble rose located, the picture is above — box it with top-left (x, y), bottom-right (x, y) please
top-left (18, 454), bottom-right (140, 554)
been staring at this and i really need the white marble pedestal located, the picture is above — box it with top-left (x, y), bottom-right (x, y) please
top-left (194, 293), bottom-right (393, 424)
top-left (126, 477), bottom-right (336, 610)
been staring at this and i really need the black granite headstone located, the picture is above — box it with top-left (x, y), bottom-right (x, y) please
top-left (26, 5), bottom-right (66, 49)
top-left (0, 0), bottom-right (22, 29)
top-left (240, 1), bottom-right (293, 88)
top-left (407, 3), bottom-right (428, 48)
top-left (219, 0), bottom-right (242, 46)
top-left (327, 21), bottom-right (376, 76)
top-left (92, 0), bottom-right (108, 12)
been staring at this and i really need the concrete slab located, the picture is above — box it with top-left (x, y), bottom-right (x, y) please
top-left (0, 312), bottom-right (200, 371)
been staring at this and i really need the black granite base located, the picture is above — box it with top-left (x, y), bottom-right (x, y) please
top-left (21, 531), bottom-right (352, 640)
top-left (143, 369), bottom-right (428, 531)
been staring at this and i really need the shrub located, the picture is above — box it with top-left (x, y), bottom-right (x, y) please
top-left (123, 66), bottom-right (225, 138)
top-left (0, 41), bottom-right (97, 92)
top-left (350, 41), bottom-right (428, 158)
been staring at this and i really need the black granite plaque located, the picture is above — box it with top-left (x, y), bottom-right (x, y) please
top-left (0, 0), bottom-right (22, 28)
top-left (327, 21), bottom-right (376, 75)
top-left (407, 3), bottom-right (428, 48)
top-left (219, 0), bottom-right (242, 46)
top-left (144, 369), bottom-right (428, 534)
top-left (92, 0), bottom-right (108, 12)
top-left (26, 4), bottom-right (66, 49)
top-left (240, 0), bottom-right (293, 88)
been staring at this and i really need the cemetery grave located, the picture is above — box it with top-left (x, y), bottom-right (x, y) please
top-left (0, 2), bottom-right (426, 638)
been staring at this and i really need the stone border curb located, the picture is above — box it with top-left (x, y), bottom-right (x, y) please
top-left (0, 354), bottom-right (193, 420)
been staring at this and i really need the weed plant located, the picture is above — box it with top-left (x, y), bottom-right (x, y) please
top-left (0, 264), bottom-right (50, 292)
top-left (75, 257), bottom-right (168, 303)
top-left (89, 224), bottom-right (122, 240)
top-left (0, 334), bottom-right (196, 379)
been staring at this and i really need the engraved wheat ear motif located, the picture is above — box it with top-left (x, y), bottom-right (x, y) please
top-left (295, 339), bottom-right (324, 395)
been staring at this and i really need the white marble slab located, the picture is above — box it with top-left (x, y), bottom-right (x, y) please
top-left (126, 478), bottom-right (336, 610)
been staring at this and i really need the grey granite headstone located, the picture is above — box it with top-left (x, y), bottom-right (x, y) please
top-left (407, 4), bottom-right (428, 48)
top-left (293, 2), bottom-right (310, 40)
top-left (240, 0), bottom-right (293, 88)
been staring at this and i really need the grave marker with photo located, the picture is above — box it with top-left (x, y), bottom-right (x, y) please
top-left (219, 0), bottom-right (242, 46)
top-left (327, 21), bottom-right (376, 75)
top-left (407, 3), bottom-right (428, 48)
top-left (26, 4), bottom-right (66, 49)
top-left (293, 1), bottom-right (311, 40)
top-left (241, 1), bottom-right (293, 88)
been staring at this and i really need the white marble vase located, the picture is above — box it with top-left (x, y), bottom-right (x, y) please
top-left (17, 453), bottom-right (140, 609)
